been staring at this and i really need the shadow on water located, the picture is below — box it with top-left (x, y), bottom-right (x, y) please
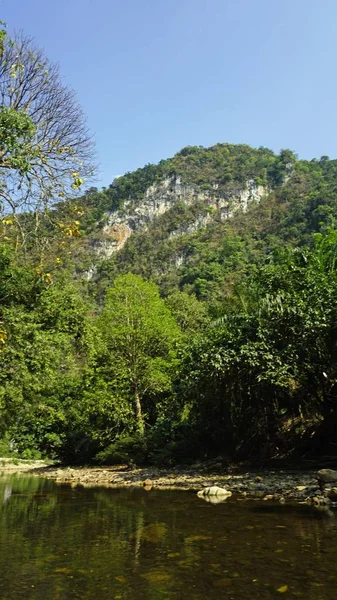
top-left (0, 474), bottom-right (337, 599)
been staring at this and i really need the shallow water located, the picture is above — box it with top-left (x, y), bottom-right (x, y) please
top-left (0, 474), bottom-right (337, 599)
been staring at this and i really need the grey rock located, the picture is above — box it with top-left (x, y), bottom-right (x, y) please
top-left (316, 469), bottom-right (337, 487)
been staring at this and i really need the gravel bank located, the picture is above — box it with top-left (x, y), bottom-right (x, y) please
top-left (2, 459), bottom-right (336, 506)
top-left (0, 458), bottom-right (49, 472)
top-left (26, 463), bottom-right (337, 506)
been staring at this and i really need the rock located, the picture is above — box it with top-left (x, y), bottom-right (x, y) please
top-left (95, 177), bottom-right (267, 260)
top-left (307, 485), bottom-right (320, 493)
top-left (197, 486), bottom-right (232, 498)
top-left (316, 469), bottom-right (337, 487)
top-left (255, 476), bottom-right (263, 483)
top-left (143, 479), bottom-right (152, 487)
top-left (312, 495), bottom-right (332, 507)
top-left (326, 487), bottom-right (337, 501)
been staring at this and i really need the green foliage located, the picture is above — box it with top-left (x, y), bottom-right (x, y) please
top-left (0, 434), bottom-right (14, 457)
top-left (106, 163), bottom-right (165, 209)
top-left (165, 291), bottom-right (210, 333)
top-left (98, 274), bottom-right (181, 434)
top-left (178, 231), bottom-right (337, 457)
top-left (85, 144), bottom-right (291, 220)
top-left (95, 433), bottom-right (147, 465)
top-left (4, 140), bottom-right (337, 465)
top-left (0, 107), bottom-right (36, 173)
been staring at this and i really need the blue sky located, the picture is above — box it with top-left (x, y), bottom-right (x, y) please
top-left (2, 0), bottom-right (337, 186)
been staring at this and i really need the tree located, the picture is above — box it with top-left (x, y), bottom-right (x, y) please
top-left (99, 274), bottom-right (181, 433)
top-left (165, 291), bottom-right (209, 333)
top-left (179, 232), bottom-right (337, 459)
top-left (0, 29), bottom-right (95, 247)
top-left (0, 253), bottom-right (96, 460)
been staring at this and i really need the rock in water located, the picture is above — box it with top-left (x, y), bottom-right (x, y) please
top-left (197, 486), bottom-right (232, 498)
top-left (316, 469), bottom-right (337, 486)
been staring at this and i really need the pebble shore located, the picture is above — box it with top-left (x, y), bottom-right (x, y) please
top-left (1, 459), bottom-right (336, 506)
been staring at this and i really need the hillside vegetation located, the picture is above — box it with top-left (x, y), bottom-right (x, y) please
top-left (1, 142), bottom-right (337, 465)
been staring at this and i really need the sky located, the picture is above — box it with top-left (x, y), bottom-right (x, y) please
top-left (2, 0), bottom-right (337, 187)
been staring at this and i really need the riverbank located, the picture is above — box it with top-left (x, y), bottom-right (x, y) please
top-left (1, 459), bottom-right (336, 506)
top-left (12, 461), bottom-right (336, 506)
top-left (0, 458), bottom-right (49, 472)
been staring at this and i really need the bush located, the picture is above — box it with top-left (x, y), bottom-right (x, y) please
top-left (20, 448), bottom-right (42, 460)
top-left (95, 433), bottom-right (148, 465)
top-left (0, 436), bottom-right (15, 457)
top-left (146, 422), bottom-right (205, 466)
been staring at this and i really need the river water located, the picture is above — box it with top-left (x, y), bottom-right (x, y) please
top-left (0, 474), bottom-right (337, 599)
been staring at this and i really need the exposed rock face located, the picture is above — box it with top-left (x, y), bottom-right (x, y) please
top-left (92, 176), bottom-right (267, 259)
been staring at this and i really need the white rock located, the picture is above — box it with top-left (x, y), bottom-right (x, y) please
top-left (197, 486), bottom-right (232, 498)
top-left (95, 177), bottom-right (267, 258)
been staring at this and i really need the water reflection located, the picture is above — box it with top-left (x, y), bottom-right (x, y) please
top-left (197, 492), bottom-right (230, 504)
top-left (2, 483), bottom-right (12, 503)
top-left (0, 474), bottom-right (337, 599)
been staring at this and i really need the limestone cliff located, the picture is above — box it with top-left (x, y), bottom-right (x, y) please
top-left (92, 176), bottom-right (267, 260)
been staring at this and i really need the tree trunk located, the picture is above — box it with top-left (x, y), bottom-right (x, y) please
top-left (134, 384), bottom-right (144, 434)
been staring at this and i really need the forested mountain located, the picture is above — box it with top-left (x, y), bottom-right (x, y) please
top-left (31, 142), bottom-right (337, 301)
top-left (2, 140), bottom-right (337, 465)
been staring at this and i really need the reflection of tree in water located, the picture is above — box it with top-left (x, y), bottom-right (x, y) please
top-left (2, 483), bottom-right (12, 504)
top-left (1, 476), bottom-right (337, 599)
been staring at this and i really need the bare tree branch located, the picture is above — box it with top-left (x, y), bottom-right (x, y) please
top-left (0, 31), bottom-right (96, 235)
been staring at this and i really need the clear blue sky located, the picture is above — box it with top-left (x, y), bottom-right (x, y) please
top-left (2, 0), bottom-right (337, 186)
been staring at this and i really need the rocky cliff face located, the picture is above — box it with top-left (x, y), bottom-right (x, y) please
top-left (92, 176), bottom-right (267, 260)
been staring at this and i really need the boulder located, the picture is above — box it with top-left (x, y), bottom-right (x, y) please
top-left (316, 469), bottom-right (337, 488)
top-left (197, 486), bottom-right (232, 498)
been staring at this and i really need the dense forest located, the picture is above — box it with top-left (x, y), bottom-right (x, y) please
top-left (1, 24), bottom-right (337, 466)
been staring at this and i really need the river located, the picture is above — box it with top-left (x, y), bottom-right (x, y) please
top-left (0, 473), bottom-right (336, 599)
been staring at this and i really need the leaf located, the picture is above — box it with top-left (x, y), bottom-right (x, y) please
top-left (277, 585), bottom-right (288, 593)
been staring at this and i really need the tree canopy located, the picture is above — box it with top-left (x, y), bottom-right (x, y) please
top-left (1, 65), bottom-right (337, 468)
top-left (99, 274), bottom-right (181, 434)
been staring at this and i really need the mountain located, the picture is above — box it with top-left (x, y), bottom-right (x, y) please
top-left (51, 143), bottom-right (337, 305)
